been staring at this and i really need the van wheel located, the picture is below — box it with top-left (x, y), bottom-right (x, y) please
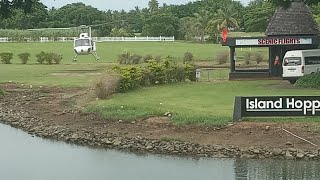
top-left (288, 80), bottom-right (296, 84)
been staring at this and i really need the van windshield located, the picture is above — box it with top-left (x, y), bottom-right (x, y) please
top-left (283, 57), bottom-right (301, 66)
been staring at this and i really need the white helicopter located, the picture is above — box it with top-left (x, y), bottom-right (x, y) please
top-left (73, 25), bottom-right (100, 62)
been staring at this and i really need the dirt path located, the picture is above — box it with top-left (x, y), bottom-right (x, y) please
top-left (1, 83), bottom-right (320, 155)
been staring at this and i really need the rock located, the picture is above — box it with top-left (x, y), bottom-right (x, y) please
top-left (146, 145), bottom-right (153, 150)
top-left (286, 151), bottom-right (295, 160)
top-left (118, 120), bottom-right (123, 123)
top-left (164, 112), bottom-right (171, 116)
top-left (296, 153), bottom-right (304, 159)
top-left (240, 154), bottom-right (256, 159)
top-left (71, 133), bottom-right (79, 139)
top-left (113, 139), bottom-right (122, 146)
top-left (273, 148), bottom-right (283, 156)
top-left (253, 149), bottom-right (260, 154)
top-left (131, 121), bottom-right (136, 124)
top-left (287, 148), bottom-right (297, 152)
top-left (265, 126), bottom-right (270, 131)
top-left (286, 141), bottom-right (293, 146)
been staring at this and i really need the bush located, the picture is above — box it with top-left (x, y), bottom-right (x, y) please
top-left (52, 53), bottom-right (63, 64)
top-left (129, 54), bottom-right (142, 64)
top-left (252, 53), bottom-right (264, 64)
top-left (114, 60), bottom-right (197, 92)
top-left (216, 52), bottom-right (229, 64)
top-left (95, 75), bottom-right (120, 99)
top-left (117, 52), bottom-right (131, 64)
top-left (243, 52), bottom-right (253, 65)
top-left (183, 52), bottom-right (194, 64)
top-left (36, 51), bottom-right (46, 64)
top-left (154, 55), bottom-right (161, 62)
top-left (295, 72), bottom-right (320, 88)
top-left (0, 52), bottom-right (13, 64)
top-left (143, 54), bottom-right (153, 63)
top-left (18, 53), bottom-right (31, 64)
top-left (36, 52), bottom-right (62, 65)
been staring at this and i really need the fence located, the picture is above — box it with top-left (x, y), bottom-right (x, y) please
top-left (0, 36), bottom-right (175, 43)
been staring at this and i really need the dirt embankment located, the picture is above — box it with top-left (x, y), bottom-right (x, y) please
top-left (1, 83), bottom-right (320, 160)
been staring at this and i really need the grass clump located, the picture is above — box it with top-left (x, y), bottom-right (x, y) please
top-left (183, 52), bottom-right (194, 64)
top-left (95, 75), bottom-right (120, 99)
top-left (0, 89), bottom-right (4, 97)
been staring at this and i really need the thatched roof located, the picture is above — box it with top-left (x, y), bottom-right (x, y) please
top-left (266, 2), bottom-right (319, 36)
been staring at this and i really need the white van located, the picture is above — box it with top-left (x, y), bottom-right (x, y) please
top-left (282, 49), bottom-right (320, 84)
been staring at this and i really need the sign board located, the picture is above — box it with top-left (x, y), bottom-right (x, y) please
top-left (196, 69), bottom-right (201, 79)
top-left (235, 38), bottom-right (313, 46)
top-left (233, 96), bottom-right (320, 121)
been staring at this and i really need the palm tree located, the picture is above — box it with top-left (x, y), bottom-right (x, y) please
top-left (110, 28), bottom-right (128, 37)
top-left (193, 10), bottom-right (211, 42)
top-left (206, 5), bottom-right (239, 43)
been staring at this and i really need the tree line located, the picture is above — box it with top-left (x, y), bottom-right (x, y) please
top-left (0, 0), bottom-right (319, 43)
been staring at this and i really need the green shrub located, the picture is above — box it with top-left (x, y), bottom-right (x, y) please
top-left (143, 54), bottom-right (153, 63)
top-left (114, 60), bottom-right (197, 92)
top-left (252, 53), bottom-right (264, 64)
top-left (52, 53), bottom-right (63, 64)
top-left (244, 52), bottom-right (253, 65)
top-left (183, 52), bottom-right (194, 64)
top-left (0, 52), bottom-right (13, 64)
top-left (18, 52), bottom-right (31, 64)
top-left (129, 54), bottom-right (142, 64)
top-left (296, 72), bottom-right (320, 88)
top-left (36, 51), bottom-right (47, 64)
top-left (117, 52), bottom-right (131, 64)
top-left (154, 55), bottom-right (161, 62)
top-left (216, 52), bottom-right (229, 64)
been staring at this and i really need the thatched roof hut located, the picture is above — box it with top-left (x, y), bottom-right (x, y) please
top-left (266, 2), bottom-right (319, 36)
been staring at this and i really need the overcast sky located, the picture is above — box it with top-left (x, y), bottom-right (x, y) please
top-left (41, 0), bottom-right (252, 11)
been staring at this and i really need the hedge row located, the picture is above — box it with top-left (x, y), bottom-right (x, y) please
top-left (0, 52), bottom-right (62, 64)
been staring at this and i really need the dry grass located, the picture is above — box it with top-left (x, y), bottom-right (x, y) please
top-left (94, 74), bottom-right (120, 99)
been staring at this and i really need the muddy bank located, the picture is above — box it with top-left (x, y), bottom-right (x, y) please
top-left (1, 84), bottom-right (320, 160)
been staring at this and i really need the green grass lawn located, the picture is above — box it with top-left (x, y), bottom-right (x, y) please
top-left (87, 80), bottom-right (320, 126)
top-left (1, 40), bottom-right (317, 126)
top-left (0, 41), bottom-right (269, 65)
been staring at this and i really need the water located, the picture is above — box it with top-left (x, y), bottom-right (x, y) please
top-left (0, 124), bottom-right (319, 180)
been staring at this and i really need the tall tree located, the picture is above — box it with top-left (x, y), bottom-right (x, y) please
top-left (148, 0), bottom-right (159, 13)
top-left (142, 13), bottom-right (179, 37)
top-left (244, 0), bottom-right (275, 32)
top-left (0, 0), bottom-right (34, 17)
top-left (193, 10), bottom-right (211, 42)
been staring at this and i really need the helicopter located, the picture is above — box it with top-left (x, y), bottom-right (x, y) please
top-left (73, 25), bottom-right (100, 62)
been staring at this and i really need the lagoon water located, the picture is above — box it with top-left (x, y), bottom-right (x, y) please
top-left (0, 123), bottom-right (319, 180)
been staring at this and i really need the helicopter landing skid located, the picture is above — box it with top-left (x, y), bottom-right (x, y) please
top-left (73, 54), bottom-right (78, 62)
top-left (91, 52), bottom-right (100, 61)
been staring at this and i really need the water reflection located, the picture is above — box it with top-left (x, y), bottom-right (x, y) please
top-left (234, 159), bottom-right (320, 180)
top-left (0, 123), bottom-right (319, 180)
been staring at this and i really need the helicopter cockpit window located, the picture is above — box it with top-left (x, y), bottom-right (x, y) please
top-left (75, 39), bottom-right (91, 47)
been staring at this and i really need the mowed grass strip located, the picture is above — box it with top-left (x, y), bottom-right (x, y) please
top-left (0, 41), bottom-right (268, 64)
top-left (87, 80), bottom-right (320, 126)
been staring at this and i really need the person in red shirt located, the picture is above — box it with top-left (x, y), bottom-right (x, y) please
top-left (274, 55), bottom-right (281, 76)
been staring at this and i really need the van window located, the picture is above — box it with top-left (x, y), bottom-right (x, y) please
top-left (305, 56), bottom-right (320, 65)
top-left (283, 57), bottom-right (301, 66)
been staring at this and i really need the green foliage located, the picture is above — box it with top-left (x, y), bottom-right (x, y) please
top-left (296, 72), bottom-right (320, 88)
top-left (244, 0), bottom-right (275, 32)
top-left (18, 52), bottom-right (31, 64)
top-left (36, 52), bottom-right (62, 65)
top-left (142, 13), bottom-right (180, 37)
top-left (216, 52), bottom-right (229, 64)
top-left (143, 54), bottom-right (153, 63)
top-left (0, 52), bottom-right (13, 64)
top-left (243, 52), bottom-right (264, 65)
top-left (129, 54), bottom-right (142, 64)
top-left (183, 52), bottom-right (194, 64)
top-left (114, 60), bottom-right (197, 92)
top-left (117, 52), bottom-right (131, 64)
